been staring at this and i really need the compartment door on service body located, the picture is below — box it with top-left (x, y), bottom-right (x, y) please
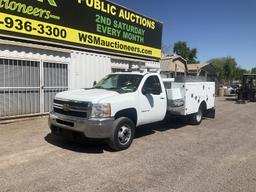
top-left (138, 75), bottom-right (167, 125)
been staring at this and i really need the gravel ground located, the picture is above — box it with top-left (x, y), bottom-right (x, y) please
top-left (0, 97), bottom-right (256, 192)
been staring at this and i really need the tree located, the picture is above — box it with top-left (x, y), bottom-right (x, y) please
top-left (251, 67), bottom-right (256, 74)
top-left (208, 57), bottom-right (242, 81)
top-left (173, 41), bottom-right (199, 64)
top-left (208, 58), bottom-right (224, 80)
top-left (224, 57), bottom-right (237, 80)
top-left (235, 67), bottom-right (247, 80)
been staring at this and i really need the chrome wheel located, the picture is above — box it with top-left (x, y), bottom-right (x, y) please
top-left (118, 125), bottom-right (132, 145)
top-left (196, 108), bottom-right (202, 122)
top-left (109, 117), bottom-right (135, 151)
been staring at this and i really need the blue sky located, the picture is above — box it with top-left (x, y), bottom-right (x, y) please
top-left (111, 0), bottom-right (256, 69)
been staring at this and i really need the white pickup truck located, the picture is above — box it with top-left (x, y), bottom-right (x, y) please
top-left (49, 72), bottom-right (215, 150)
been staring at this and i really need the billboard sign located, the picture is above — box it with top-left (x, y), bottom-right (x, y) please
top-left (0, 0), bottom-right (163, 60)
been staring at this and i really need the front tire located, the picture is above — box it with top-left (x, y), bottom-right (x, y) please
top-left (190, 105), bottom-right (203, 125)
top-left (108, 117), bottom-right (135, 151)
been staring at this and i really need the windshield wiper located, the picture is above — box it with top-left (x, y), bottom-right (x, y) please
top-left (107, 87), bottom-right (122, 93)
top-left (93, 87), bottom-right (124, 93)
top-left (109, 87), bottom-right (131, 93)
top-left (94, 86), bottom-right (104, 89)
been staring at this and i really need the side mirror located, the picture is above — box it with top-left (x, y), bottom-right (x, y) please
top-left (93, 81), bottom-right (97, 86)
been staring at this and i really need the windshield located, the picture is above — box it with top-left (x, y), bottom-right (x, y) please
top-left (94, 74), bottom-right (143, 93)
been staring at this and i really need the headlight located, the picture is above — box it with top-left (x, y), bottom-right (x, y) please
top-left (91, 103), bottom-right (111, 118)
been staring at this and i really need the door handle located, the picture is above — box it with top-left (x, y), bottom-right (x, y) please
top-left (160, 97), bottom-right (165, 100)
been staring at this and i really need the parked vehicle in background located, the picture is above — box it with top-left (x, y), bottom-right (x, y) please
top-left (224, 84), bottom-right (239, 96)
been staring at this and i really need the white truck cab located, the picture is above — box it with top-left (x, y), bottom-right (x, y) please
top-left (49, 72), bottom-right (215, 150)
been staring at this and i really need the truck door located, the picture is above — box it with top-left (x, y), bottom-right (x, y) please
top-left (138, 75), bottom-right (167, 125)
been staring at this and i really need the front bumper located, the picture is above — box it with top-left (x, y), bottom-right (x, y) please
top-left (48, 112), bottom-right (114, 139)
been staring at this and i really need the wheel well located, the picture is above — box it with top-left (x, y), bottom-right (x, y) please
top-left (200, 101), bottom-right (207, 115)
top-left (115, 108), bottom-right (137, 126)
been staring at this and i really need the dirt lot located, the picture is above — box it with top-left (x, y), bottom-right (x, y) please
top-left (0, 97), bottom-right (256, 192)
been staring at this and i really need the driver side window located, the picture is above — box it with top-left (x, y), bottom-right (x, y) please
top-left (142, 76), bottom-right (162, 95)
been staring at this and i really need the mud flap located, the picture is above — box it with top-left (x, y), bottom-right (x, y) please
top-left (205, 108), bottom-right (215, 119)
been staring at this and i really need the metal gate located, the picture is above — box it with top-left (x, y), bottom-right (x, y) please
top-left (0, 58), bottom-right (68, 118)
top-left (0, 59), bottom-right (40, 117)
top-left (43, 62), bottom-right (68, 112)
